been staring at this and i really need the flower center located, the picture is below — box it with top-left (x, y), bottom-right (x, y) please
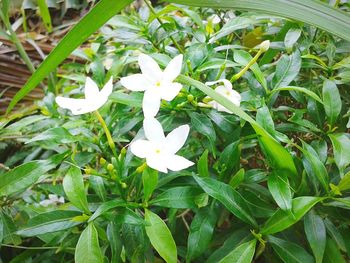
top-left (225, 91), bottom-right (230, 96)
top-left (155, 81), bottom-right (161, 87)
top-left (155, 149), bottom-right (161, 154)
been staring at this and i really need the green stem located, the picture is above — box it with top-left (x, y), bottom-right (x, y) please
top-left (94, 111), bottom-right (117, 157)
top-left (144, 0), bottom-right (184, 54)
top-left (0, 10), bottom-right (35, 73)
top-left (230, 49), bottom-right (263, 82)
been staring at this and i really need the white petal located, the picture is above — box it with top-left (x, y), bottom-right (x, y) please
top-left (229, 90), bottom-right (241, 107)
top-left (147, 155), bottom-right (168, 173)
top-left (142, 89), bottom-right (161, 118)
top-left (166, 154), bottom-right (194, 171)
top-left (120, 74), bottom-right (149, 91)
top-left (130, 139), bottom-right (152, 158)
top-left (205, 79), bottom-right (232, 90)
top-left (100, 77), bottom-right (113, 98)
top-left (165, 125), bottom-right (190, 154)
top-left (163, 54), bottom-right (183, 82)
top-left (84, 77), bottom-right (100, 100)
top-left (143, 117), bottom-right (165, 143)
top-left (159, 82), bottom-right (182, 101)
top-left (55, 97), bottom-right (90, 115)
top-left (138, 54), bottom-right (163, 82)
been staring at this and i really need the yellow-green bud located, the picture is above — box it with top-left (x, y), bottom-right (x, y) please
top-left (120, 182), bottom-right (127, 189)
top-left (100, 157), bottom-right (106, 165)
top-left (84, 167), bottom-right (93, 174)
top-left (107, 163), bottom-right (114, 171)
top-left (187, 94), bottom-right (194, 102)
top-left (260, 40), bottom-right (270, 52)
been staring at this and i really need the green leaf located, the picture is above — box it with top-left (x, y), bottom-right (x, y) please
top-left (197, 150), bottom-right (209, 177)
top-left (37, 0), bottom-right (52, 32)
top-left (301, 140), bottom-right (329, 192)
top-left (16, 210), bottom-right (82, 237)
top-left (0, 211), bottom-right (21, 245)
top-left (304, 211), bottom-right (326, 263)
top-left (166, 0), bottom-right (350, 42)
top-left (63, 166), bottom-right (90, 214)
top-left (229, 168), bottom-right (245, 189)
top-left (337, 171), bottom-right (350, 191)
top-left (284, 28), bottom-right (301, 51)
top-left (270, 86), bottom-right (323, 104)
top-left (142, 168), bottom-right (158, 202)
top-left (177, 76), bottom-right (298, 177)
top-left (329, 133), bottom-right (350, 175)
top-left (75, 223), bottom-right (103, 263)
top-left (261, 196), bottom-right (324, 235)
top-left (107, 222), bottom-right (123, 263)
top-left (194, 176), bottom-right (257, 227)
top-left (189, 112), bottom-right (216, 152)
top-left (187, 206), bottom-right (218, 261)
top-left (109, 91), bottom-right (143, 108)
top-left (7, 0), bottom-right (134, 113)
top-left (267, 170), bottom-right (292, 211)
top-left (0, 152), bottom-right (66, 196)
top-left (269, 236), bottom-right (314, 263)
top-left (323, 238), bottom-right (346, 263)
top-left (324, 218), bottom-right (346, 252)
top-left (88, 199), bottom-right (128, 222)
top-left (144, 209), bottom-right (177, 263)
top-left (150, 186), bottom-right (202, 209)
top-left (272, 51), bottom-right (301, 89)
top-left (218, 239), bottom-right (256, 263)
top-left (26, 127), bottom-right (77, 144)
top-left (322, 80), bottom-right (342, 127)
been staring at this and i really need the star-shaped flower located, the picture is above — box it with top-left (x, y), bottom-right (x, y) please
top-left (120, 54), bottom-right (183, 118)
top-left (56, 77), bottom-right (113, 115)
top-left (130, 117), bottom-right (194, 173)
top-left (205, 79), bottom-right (241, 113)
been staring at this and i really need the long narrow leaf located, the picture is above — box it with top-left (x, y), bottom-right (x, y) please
top-left (166, 0), bottom-right (350, 42)
top-left (7, 0), bottom-right (133, 113)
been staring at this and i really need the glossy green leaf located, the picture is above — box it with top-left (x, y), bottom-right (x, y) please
top-left (269, 236), bottom-right (313, 263)
top-left (144, 209), bottom-right (177, 263)
top-left (197, 150), bottom-right (209, 177)
top-left (63, 166), bottom-right (90, 214)
top-left (329, 133), bottom-right (350, 175)
top-left (0, 152), bottom-right (66, 196)
top-left (26, 127), bottom-right (77, 144)
top-left (267, 170), bottom-right (292, 211)
top-left (178, 75), bottom-right (297, 177)
top-left (7, 0), bottom-right (134, 113)
top-left (150, 186), bottom-right (202, 209)
top-left (75, 223), bottom-right (103, 263)
top-left (270, 86), bottom-right (323, 104)
top-left (107, 222), bottom-right (123, 263)
top-left (88, 199), bottom-right (127, 222)
top-left (219, 239), bottom-right (256, 263)
top-left (167, 0), bottom-right (350, 42)
top-left (322, 80), bottom-right (341, 127)
top-left (323, 238), bottom-right (346, 263)
top-left (187, 206), bottom-right (218, 261)
top-left (301, 140), bottom-right (329, 192)
top-left (189, 112), bottom-right (216, 151)
top-left (261, 196), bottom-right (324, 235)
top-left (0, 211), bottom-right (21, 245)
top-left (194, 176), bottom-right (257, 227)
top-left (324, 218), bottom-right (346, 252)
top-left (284, 28), bottom-right (301, 51)
top-left (142, 168), bottom-right (158, 202)
top-left (229, 168), bottom-right (245, 189)
top-left (17, 210), bottom-right (82, 237)
top-left (272, 51), bottom-right (301, 89)
top-left (337, 171), bottom-right (350, 191)
top-left (304, 211), bottom-right (326, 263)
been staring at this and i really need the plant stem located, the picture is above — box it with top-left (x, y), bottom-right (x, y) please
top-left (230, 49), bottom-right (263, 82)
top-left (144, 0), bottom-right (184, 54)
top-left (94, 110), bottom-right (117, 157)
top-left (0, 10), bottom-right (35, 73)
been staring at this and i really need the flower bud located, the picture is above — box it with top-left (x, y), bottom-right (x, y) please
top-left (259, 40), bottom-right (270, 52)
top-left (107, 163), bottom-right (114, 171)
top-left (187, 94), bottom-right (194, 102)
top-left (100, 157), bottom-right (106, 165)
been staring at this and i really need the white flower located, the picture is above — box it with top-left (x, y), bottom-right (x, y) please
top-left (40, 194), bottom-right (65, 207)
top-left (131, 117), bottom-right (194, 173)
top-left (56, 77), bottom-right (113, 115)
top-left (205, 79), bottom-right (241, 113)
top-left (120, 54), bottom-right (183, 118)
